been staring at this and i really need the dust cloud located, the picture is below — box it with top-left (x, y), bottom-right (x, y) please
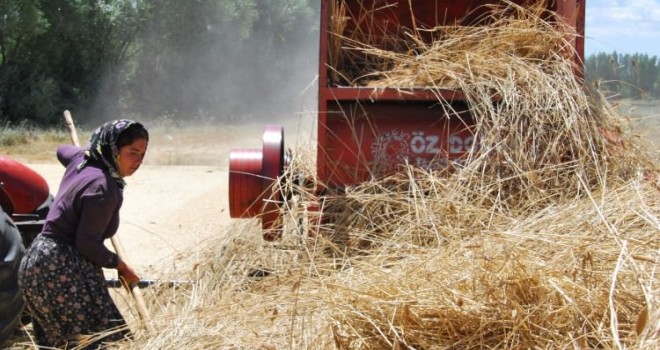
top-left (90, 2), bottom-right (320, 132)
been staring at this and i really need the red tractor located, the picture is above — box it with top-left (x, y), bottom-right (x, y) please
top-left (0, 157), bottom-right (52, 345)
top-left (228, 0), bottom-right (585, 240)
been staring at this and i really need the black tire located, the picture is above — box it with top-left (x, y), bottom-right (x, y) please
top-left (0, 208), bottom-right (25, 347)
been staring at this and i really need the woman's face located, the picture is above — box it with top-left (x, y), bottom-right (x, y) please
top-left (117, 138), bottom-right (148, 177)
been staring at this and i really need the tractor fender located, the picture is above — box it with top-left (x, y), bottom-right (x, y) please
top-left (0, 157), bottom-right (50, 215)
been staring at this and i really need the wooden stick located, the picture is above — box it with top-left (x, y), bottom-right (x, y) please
top-left (63, 110), bottom-right (155, 334)
top-left (111, 234), bottom-right (156, 334)
top-left (63, 110), bottom-right (79, 147)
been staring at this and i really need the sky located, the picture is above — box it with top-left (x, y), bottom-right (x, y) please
top-left (586, 0), bottom-right (660, 57)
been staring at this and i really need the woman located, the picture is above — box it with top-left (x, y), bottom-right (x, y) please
top-left (18, 119), bottom-right (149, 348)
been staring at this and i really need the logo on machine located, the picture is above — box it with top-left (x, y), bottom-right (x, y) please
top-left (411, 131), bottom-right (475, 155)
top-left (370, 130), bottom-right (476, 170)
top-left (370, 129), bottom-right (410, 166)
top-left (410, 131), bottom-right (440, 155)
top-left (448, 134), bottom-right (475, 154)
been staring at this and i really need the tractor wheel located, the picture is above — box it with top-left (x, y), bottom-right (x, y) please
top-left (0, 208), bottom-right (25, 347)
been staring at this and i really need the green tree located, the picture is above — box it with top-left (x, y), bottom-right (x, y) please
top-left (0, 0), bottom-right (149, 125)
top-left (0, 0), bottom-right (48, 65)
top-left (585, 51), bottom-right (660, 99)
top-left (0, 0), bottom-right (319, 125)
top-left (0, 0), bottom-right (52, 123)
top-left (627, 54), bottom-right (658, 98)
top-left (34, 0), bottom-right (149, 124)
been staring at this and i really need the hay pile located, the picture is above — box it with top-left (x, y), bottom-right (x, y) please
top-left (111, 1), bottom-right (658, 349)
top-left (329, 0), bottom-right (578, 89)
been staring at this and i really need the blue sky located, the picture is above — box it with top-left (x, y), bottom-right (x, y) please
top-left (586, 0), bottom-right (660, 56)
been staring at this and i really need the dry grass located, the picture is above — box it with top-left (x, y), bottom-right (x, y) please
top-left (329, 0), bottom-right (579, 88)
top-left (0, 121), bottom-right (71, 162)
top-left (109, 179), bottom-right (658, 349)
top-left (8, 1), bottom-right (660, 349)
top-left (100, 2), bottom-right (659, 349)
top-left (1, 122), bottom-right (263, 167)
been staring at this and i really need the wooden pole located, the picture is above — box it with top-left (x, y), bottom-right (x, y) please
top-left (63, 110), bottom-right (154, 334)
top-left (109, 233), bottom-right (156, 334)
top-left (63, 110), bottom-right (79, 148)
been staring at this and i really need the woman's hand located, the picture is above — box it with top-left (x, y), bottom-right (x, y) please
top-left (116, 259), bottom-right (140, 289)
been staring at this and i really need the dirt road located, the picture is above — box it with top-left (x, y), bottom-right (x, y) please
top-left (26, 163), bottom-right (233, 280)
top-left (23, 117), bottom-right (315, 280)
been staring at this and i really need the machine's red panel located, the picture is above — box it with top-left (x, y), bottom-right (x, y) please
top-left (317, 0), bottom-right (585, 188)
top-left (322, 100), bottom-right (475, 186)
top-left (227, 0), bottom-right (586, 236)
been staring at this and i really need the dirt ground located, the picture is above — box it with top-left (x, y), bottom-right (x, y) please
top-left (25, 163), bottom-right (232, 281)
top-left (19, 100), bottom-right (659, 283)
top-left (22, 115), bottom-right (316, 282)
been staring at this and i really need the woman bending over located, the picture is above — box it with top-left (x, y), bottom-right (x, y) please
top-left (19, 119), bottom-right (148, 348)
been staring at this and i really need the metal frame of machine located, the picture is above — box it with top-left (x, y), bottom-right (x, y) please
top-left (228, 0), bottom-right (586, 240)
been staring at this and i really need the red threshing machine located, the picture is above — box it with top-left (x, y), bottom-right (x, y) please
top-left (228, 0), bottom-right (586, 240)
top-left (1, 156), bottom-right (52, 345)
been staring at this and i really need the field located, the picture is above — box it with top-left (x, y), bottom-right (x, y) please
top-left (2, 0), bottom-right (659, 346)
top-left (2, 96), bottom-right (659, 349)
top-left (614, 99), bottom-right (660, 148)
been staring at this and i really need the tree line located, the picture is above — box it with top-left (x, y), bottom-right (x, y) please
top-left (0, 0), bottom-right (318, 127)
top-left (1, 1), bottom-right (658, 127)
top-left (585, 52), bottom-right (660, 99)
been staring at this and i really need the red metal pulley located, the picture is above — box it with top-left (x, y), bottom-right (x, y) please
top-left (228, 126), bottom-right (285, 241)
top-left (260, 126), bottom-right (285, 240)
top-left (228, 149), bottom-right (264, 218)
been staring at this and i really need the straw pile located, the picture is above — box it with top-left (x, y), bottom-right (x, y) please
top-left (333, 1), bottom-right (579, 89)
top-left (106, 1), bottom-right (658, 349)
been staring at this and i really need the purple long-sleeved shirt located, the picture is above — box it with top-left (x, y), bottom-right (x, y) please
top-left (41, 145), bottom-right (121, 268)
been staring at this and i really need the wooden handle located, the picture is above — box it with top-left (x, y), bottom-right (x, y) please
top-left (63, 110), bottom-right (80, 147)
top-left (63, 111), bottom-right (154, 334)
top-left (112, 235), bottom-right (156, 334)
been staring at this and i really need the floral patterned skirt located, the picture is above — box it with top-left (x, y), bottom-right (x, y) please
top-left (18, 235), bottom-right (130, 349)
